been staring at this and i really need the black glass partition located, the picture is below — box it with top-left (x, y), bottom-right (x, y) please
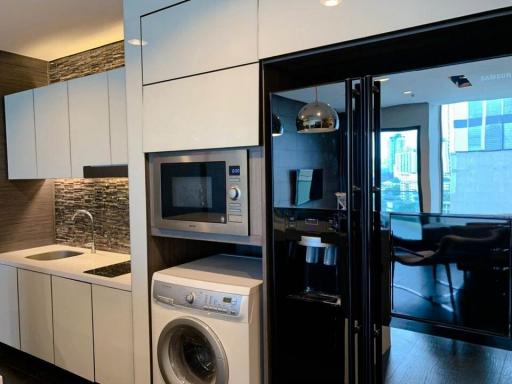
top-left (389, 213), bottom-right (512, 336)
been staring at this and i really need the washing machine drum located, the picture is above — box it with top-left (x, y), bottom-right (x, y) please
top-left (158, 317), bottom-right (229, 384)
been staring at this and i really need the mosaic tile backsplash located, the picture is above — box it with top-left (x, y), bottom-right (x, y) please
top-left (49, 41), bottom-right (125, 83)
top-left (55, 178), bottom-right (130, 254)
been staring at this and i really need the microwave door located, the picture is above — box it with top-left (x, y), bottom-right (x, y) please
top-left (161, 161), bottom-right (227, 224)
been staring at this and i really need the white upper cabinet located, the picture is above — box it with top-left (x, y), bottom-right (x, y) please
top-left (143, 63), bottom-right (259, 152)
top-left (4, 90), bottom-right (37, 179)
top-left (68, 72), bottom-right (112, 177)
top-left (34, 82), bottom-right (72, 178)
top-left (141, 0), bottom-right (258, 84)
top-left (108, 68), bottom-right (129, 164)
top-left (258, 0), bottom-right (512, 59)
top-left (5, 68), bottom-right (127, 180)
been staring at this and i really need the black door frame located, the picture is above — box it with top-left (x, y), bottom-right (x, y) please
top-left (262, 7), bottom-right (512, 384)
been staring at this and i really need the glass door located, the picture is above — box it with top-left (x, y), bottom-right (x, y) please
top-left (377, 55), bottom-right (512, 384)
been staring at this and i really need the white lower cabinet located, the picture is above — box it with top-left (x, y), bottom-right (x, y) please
top-left (0, 265), bottom-right (20, 349)
top-left (52, 276), bottom-right (95, 381)
top-left (93, 285), bottom-right (134, 384)
top-left (9, 268), bottom-right (134, 383)
top-left (18, 269), bottom-right (54, 363)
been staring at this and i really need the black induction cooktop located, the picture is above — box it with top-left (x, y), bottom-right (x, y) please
top-left (84, 261), bottom-right (131, 278)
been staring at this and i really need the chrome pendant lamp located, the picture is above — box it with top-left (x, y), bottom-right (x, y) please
top-left (296, 87), bottom-right (339, 133)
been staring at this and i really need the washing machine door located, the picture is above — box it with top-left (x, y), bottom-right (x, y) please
top-left (157, 316), bottom-right (229, 384)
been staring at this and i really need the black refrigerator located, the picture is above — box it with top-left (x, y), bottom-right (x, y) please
top-left (265, 75), bottom-right (384, 384)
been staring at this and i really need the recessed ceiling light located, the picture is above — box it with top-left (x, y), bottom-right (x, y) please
top-left (320, 0), bottom-right (342, 6)
top-left (376, 77), bottom-right (390, 83)
top-left (127, 38), bottom-right (148, 46)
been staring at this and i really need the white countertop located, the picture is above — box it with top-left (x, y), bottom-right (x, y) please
top-left (0, 244), bottom-right (131, 291)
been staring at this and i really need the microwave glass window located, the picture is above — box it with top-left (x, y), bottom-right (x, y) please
top-left (161, 162), bottom-right (227, 223)
top-left (171, 177), bottom-right (213, 208)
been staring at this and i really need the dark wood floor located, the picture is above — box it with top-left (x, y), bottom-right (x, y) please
top-left (0, 344), bottom-right (89, 384)
top-left (1, 327), bottom-right (511, 383)
top-left (384, 327), bottom-right (512, 384)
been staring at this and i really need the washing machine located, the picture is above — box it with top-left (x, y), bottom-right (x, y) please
top-left (151, 254), bottom-right (263, 384)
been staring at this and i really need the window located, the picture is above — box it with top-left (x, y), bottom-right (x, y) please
top-left (380, 127), bottom-right (421, 213)
top-left (441, 98), bottom-right (512, 215)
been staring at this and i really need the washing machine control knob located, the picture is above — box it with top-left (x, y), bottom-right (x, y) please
top-left (185, 293), bottom-right (195, 304)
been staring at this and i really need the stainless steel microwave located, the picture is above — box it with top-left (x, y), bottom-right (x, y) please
top-left (149, 149), bottom-right (249, 236)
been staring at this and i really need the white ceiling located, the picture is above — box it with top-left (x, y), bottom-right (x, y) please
top-left (278, 56), bottom-right (512, 111)
top-left (0, 0), bottom-right (124, 61)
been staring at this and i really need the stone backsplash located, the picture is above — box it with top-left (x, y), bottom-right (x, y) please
top-left (55, 178), bottom-right (130, 254)
top-left (48, 41), bottom-right (125, 83)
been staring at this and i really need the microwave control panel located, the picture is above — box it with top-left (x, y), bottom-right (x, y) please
top-left (227, 164), bottom-right (243, 223)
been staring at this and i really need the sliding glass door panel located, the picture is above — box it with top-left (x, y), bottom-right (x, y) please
top-left (378, 55), bottom-right (512, 384)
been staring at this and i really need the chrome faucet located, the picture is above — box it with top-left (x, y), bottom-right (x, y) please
top-left (71, 209), bottom-right (96, 254)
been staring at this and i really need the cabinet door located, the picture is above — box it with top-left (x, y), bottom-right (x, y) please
top-left (52, 276), bottom-right (94, 381)
top-left (18, 269), bottom-right (53, 363)
top-left (108, 68), bottom-right (128, 164)
top-left (141, 0), bottom-right (257, 84)
top-left (34, 82), bottom-right (72, 178)
top-left (258, 0), bottom-right (512, 59)
top-left (143, 63), bottom-right (259, 152)
top-left (92, 285), bottom-right (134, 384)
top-left (4, 90), bottom-right (38, 179)
top-left (68, 72), bottom-right (111, 177)
top-left (0, 265), bottom-right (20, 349)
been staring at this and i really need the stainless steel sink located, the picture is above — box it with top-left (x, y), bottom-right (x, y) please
top-left (26, 250), bottom-right (83, 261)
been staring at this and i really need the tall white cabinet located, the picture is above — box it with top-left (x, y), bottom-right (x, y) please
top-left (0, 265), bottom-right (20, 349)
top-left (4, 89), bottom-right (37, 179)
top-left (143, 63), bottom-right (259, 152)
top-left (141, 0), bottom-right (258, 84)
top-left (34, 82), bottom-right (72, 178)
top-left (18, 269), bottom-right (54, 364)
top-left (140, 0), bottom-right (260, 152)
